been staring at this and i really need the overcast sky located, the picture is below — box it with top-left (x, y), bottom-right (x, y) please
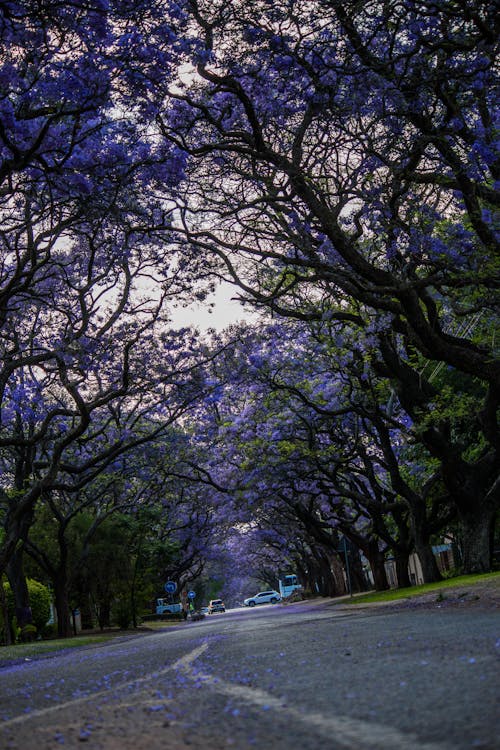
top-left (168, 282), bottom-right (253, 331)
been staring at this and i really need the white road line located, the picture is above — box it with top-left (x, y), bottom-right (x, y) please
top-left (1, 642), bottom-right (209, 727)
top-left (175, 656), bottom-right (451, 750)
top-left (171, 642), bottom-right (208, 671)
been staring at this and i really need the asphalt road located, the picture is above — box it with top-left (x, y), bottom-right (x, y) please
top-left (1, 599), bottom-right (498, 749)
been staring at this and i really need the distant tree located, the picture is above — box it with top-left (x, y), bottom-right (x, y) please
top-left (22, 424), bottom-right (225, 634)
top-left (189, 320), bottom-right (467, 589)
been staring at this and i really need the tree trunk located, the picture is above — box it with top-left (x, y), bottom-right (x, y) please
top-left (79, 594), bottom-right (94, 630)
top-left (394, 552), bottom-right (412, 588)
top-left (340, 538), bottom-right (369, 593)
top-left (431, 432), bottom-right (498, 575)
top-left (98, 600), bottom-right (111, 629)
top-left (415, 541), bottom-right (442, 583)
top-left (351, 553), bottom-right (368, 592)
top-left (53, 574), bottom-right (72, 638)
top-left (295, 561), bottom-right (309, 592)
top-left (6, 546), bottom-right (33, 631)
top-left (0, 486), bottom-right (40, 580)
top-left (54, 528), bottom-right (73, 638)
top-left (330, 552), bottom-right (347, 595)
top-left (0, 577), bottom-right (12, 645)
top-left (389, 505), bottom-right (413, 588)
top-left (130, 555), bottom-right (139, 629)
top-left (131, 591), bottom-right (138, 629)
top-left (365, 541), bottom-right (389, 591)
top-left (410, 505), bottom-right (442, 583)
top-left (303, 569), bottom-right (319, 594)
top-left (311, 552), bottom-right (337, 597)
top-left (460, 506), bottom-right (495, 573)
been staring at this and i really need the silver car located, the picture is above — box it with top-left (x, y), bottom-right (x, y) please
top-left (243, 590), bottom-right (281, 607)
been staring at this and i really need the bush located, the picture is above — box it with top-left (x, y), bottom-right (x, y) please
top-left (20, 624), bottom-right (37, 642)
top-left (27, 580), bottom-right (51, 631)
top-left (2, 578), bottom-right (51, 636)
top-left (40, 622), bottom-right (58, 640)
top-left (441, 567), bottom-right (463, 579)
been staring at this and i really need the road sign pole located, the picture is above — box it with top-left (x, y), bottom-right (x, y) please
top-left (164, 581), bottom-right (177, 605)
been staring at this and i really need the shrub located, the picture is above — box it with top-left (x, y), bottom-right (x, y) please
top-left (10, 616), bottom-right (21, 644)
top-left (2, 579), bottom-right (51, 635)
top-left (40, 622), bottom-right (58, 640)
top-left (27, 580), bottom-right (51, 631)
top-left (20, 624), bottom-right (37, 642)
top-left (441, 567), bottom-right (463, 579)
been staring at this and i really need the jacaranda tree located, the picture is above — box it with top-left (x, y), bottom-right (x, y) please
top-left (0, 0), bottom-right (210, 629)
top-left (1, 0), bottom-right (498, 636)
top-left (187, 316), bottom-right (495, 593)
top-left (158, 0), bottom-right (499, 573)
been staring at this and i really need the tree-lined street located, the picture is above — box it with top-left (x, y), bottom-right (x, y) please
top-left (0, 8), bottom-right (499, 746)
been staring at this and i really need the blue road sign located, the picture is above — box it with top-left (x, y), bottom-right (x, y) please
top-left (187, 590), bottom-right (196, 599)
top-left (164, 581), bottom-right (177, 594)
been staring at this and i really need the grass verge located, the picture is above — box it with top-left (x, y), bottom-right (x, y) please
top-left (0, 619), bottom-right (183, 666)
top-left (0, 635), bottom-right (114, 665)
top-left (343, 570), bottom-right (500, 605)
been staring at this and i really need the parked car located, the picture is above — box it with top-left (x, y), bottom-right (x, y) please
top-left (208, 599), bottom-right (225, 613)
top-left (200, 606), bottom-right (209, 615)
top-left (243, 590), bottom-right (281, 607)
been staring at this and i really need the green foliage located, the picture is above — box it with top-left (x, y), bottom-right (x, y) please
top-left (2, 579), bottom-right (51, 636)
top-left (411, 366), bottom-right (488, 462)
top-left (27, 579), bottom-right (51, 632)
top-left (206, 578), bottom-right (224, 600)
top-left (20, 624), bottom-right (37, 642)
top-left (10, 617), bottom-right (21, 643)
top-left (66, 507), bottom-right (182, 630)
top-left (441, 567), bottom-right (464, 579)
top-left (40, 622), bottom-right (58, 640)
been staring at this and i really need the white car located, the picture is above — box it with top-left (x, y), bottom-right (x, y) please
top-left (243, 590), bottom-right (281, 607)
top-left (208, 599), bottom-right (225, 613)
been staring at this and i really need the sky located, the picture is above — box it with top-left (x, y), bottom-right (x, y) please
top-left (168, 282), bottom-right (254, 331)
